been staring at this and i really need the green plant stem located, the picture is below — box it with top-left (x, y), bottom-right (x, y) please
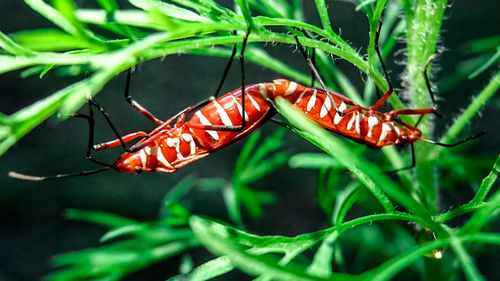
top-left (313, 0), bottom-right (334, 35)
top-left (449, 235), bottom-right (485, 281)
top-left (403, 0), bottom-right (448, 214)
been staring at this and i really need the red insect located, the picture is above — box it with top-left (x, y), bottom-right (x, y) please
top-left (9, 30), bottom-right (273, 180)
top-left (109, 83), bottom-right (272, 174)
top-left (263, 78), bottom-right (434, 148)
top-left (9, 23), bottom-right (484, 180)
top-left (260, 24), bottom-right (485, 170)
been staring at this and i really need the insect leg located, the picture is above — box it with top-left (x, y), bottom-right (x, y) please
top-left (419, 130), bottom-right (487, 147)
top-left (185, 27), bottom-right (252, 132)
top-left (387, 143), bottom-right (416, 173)
top-left (86, 99), bottom-right (134, 153)
top-left (72, 105), bottom-right (118, 167)
top-left (124, 69), bottom-right (164, 125)
top-left (93, 131), bottom-right (148, 151)
top-left (423, 55), bottom-right (439, 110)
top-left (293, 27), bottom-right (317, 87)
top-left (213, 30), bottom-right (238, 98)
top-left (293, 34), bottom-right (341, 113)
top-left (369, 20), bottom-right (394, 111)
top-left (387, 108), bottom-right (437, 117)
top-left (8, 167), bottom-right (110, 181)
top-left (8, 106), bottom-right (114, 181)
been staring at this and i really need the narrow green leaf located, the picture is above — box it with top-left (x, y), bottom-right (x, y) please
top-left (11, 29), bottom-right (97, 51)
top-left (129, 0), bottom-right (211, 22)
top-left (40, 64), bottom-right (55, 78)
top-left (25, 0), bottom-right (79, 35)
top-left (0, 31), bottom-right (34, 55)
top-left (468, 47), bottom-right (500, 79)
top-left (96, 0), bottom-right (118, 14)
top-left (275, 98), bottom-right (399, 215)
top-left (361, 238), bottom-right (447, 281)
top-left (332, 181), bottom-right (363, 225)
top-left (234, 130), bottom-right (261, 174)
top-left (161, 175), bottom-right (198, 212)
top-left (431, 69), bottom-right (500, 159)
top-left (463, 35), bottom-right (500, 54)
top-left (437, 153), bottom-right (500, 223)
top-left (459, 188), bottom-right (500, 235)
top-left (189, 216), bottom-right (352, 281)
top-left (167, 256), bottom-right (234, 281)
top-left (288, 153), bottom-right (342, 169)
top-left (306, 233), bottom-right (338, 277)
top-left (239, 152), bottom-right (289, 183)
top-left (242, 128), bottom-right (286, 172)
top-left (179, 254), bottom-right (194, 274)
top-left (64, 209), bottom-right (137, 227)
top-left (234, 0), bottom-right (257, 32)
top-left (223, 183), bottom-right (244, 228)
top-left (469, 153), bottom-right (500, 205)
top-left (313, 0), bottom-right (333, 34)
top-left (449, 236), bottom-right (485, 281)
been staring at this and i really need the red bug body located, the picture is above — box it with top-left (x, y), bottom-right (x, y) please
top-left (112, 84), bottom-right (272, 173)
top-left (262, 79), bottom-right (423, 148)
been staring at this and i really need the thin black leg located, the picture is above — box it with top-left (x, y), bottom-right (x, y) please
top-left (374, 20), bottom-right (393, 93)
top-left (72, 104), bottom-right (116, 167)
top-left (124, 69), bottom-right (164, 125)
top-left (213, 30), bottom-right (238, 98)
top-left (87, 99), bottom-right (133, 153)
top-left (293, 34), bottom-right (341, 113)
top-left (387, 143), bottom-right (416, 173)
top-left (292, 27), bottom-right (317, 87)
top-left (185, 28), bottom-right (252, 132)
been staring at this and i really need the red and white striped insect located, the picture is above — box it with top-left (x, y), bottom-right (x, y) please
top-left (260, 24), bottom-right (485, 169)
top-left (109, 82), bottom-right (273, 174)
top-left (9, 30), bottom-right (274, 180)
top-left (9, 23), bottom-right (484, 180)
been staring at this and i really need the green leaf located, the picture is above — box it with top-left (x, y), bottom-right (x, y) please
top-left (275, 99), bottom-right (397, 213)
top-left (274, 99), bottom-right (447, 232)
top-left (64, 209), bottom-right (137, 227)
top-left (468, 47), bottom-right (500, 79)
top-left (96, 0), bottom-right (119, 14)
top-left (129, 0), bottom-right (212, 22)
top-left (0, 30), bottom-right (34, 55)
top-left (189, 216), bottom-right (352, 281)
top-left (167, 256), bottom-right (234, 281)
top-left (289, 153), bottom-right (343, 169)
top-left (11, 28), bottom-right (97, 51)
top-left (25, 0), bottom-right (80, 35)
top-left (361, 238), bottom-right (448, 281)
top-left (160, 175), bottom-right (198, 216)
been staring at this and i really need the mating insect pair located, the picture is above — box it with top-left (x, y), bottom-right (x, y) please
top-left (9, 23), bottom-right (485, 181)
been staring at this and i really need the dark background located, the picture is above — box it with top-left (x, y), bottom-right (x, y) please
top-left (1, 1), bottom-right (499, 280)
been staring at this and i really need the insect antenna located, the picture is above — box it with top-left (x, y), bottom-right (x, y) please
top-left (419, 130), bottom-right (487, 147)
top-left (8, 167), bottom-right (111, 181)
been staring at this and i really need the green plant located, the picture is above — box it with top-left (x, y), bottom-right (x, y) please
top-left (1, 0), bottom-right (499, 280)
